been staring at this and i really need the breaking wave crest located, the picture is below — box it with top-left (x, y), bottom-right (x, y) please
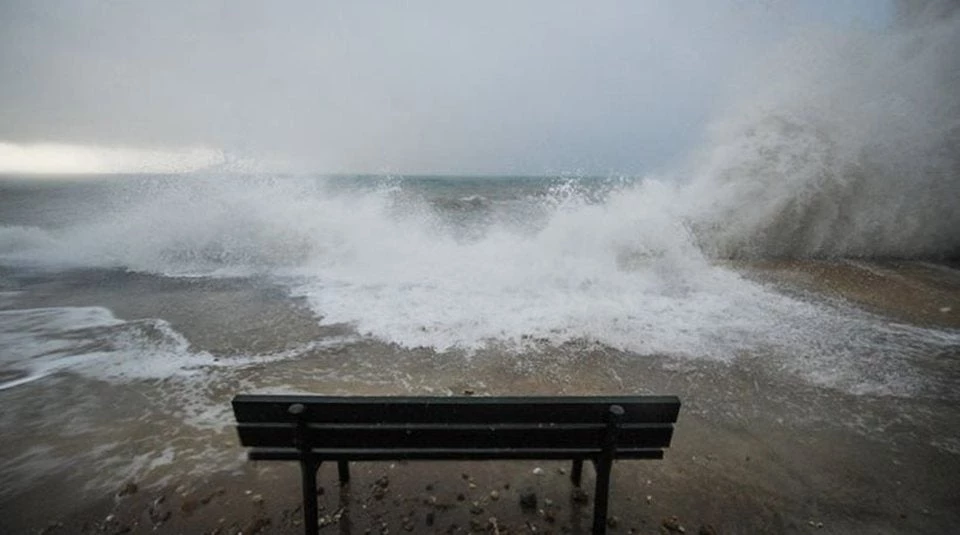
top-left (684, 3), bottom-right (960, 258)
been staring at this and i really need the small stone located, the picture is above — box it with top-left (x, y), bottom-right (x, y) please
top-left (118, 482), bottom-right (139, 497)
top-left (940, 307), bottom-right (952, 313)
top-left (532, 467), bottom-right (544, 476)
top-left (181, 499), bottom-right (199, 514)
top-left (463, 389), bottom-right (475, 396)
top-left (105, 514), bottom-right (116, 523)
top-left (557, 467), bottom-right (566, 475)
top-left (543, 498), bottom-right (553, 507)
top-left (607, 516), bottom-right (619, 528)
top-left (470, 503), bottom-right (485, 515)
top-left (490, 490), bottom-right (500, 501)
top-left (202, 487), bottom-right (226, 505)
top-left (519, 491), bottom-right (538, 511)
top-left (462, 473), bottom-right (471, 480)
top-left (662, 516), bottom-right (685, 533)
top-left (572, 488), bottom-right (589, 505)
top-left (468, 482), bottom-right (477, 489)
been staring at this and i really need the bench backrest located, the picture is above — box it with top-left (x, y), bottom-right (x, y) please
top-left (233, 395), bottom-right (680, 459)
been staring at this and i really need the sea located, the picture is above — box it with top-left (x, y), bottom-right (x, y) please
top-left (1, 172), bottom-right (959, 520)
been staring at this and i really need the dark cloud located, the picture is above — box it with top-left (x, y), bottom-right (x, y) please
top-left (0, 1), bottom-right (891, 174)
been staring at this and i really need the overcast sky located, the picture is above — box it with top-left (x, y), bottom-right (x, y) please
top-left (0, 0), bottom-right (891, 175)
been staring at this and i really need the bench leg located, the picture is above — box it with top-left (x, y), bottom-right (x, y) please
top-left (300, 458), bottom-right (320, 535)
top-left (592, 456), bottom-right (612, 535)
top-left (338, 460), bottom-right (350, 484)
top-left (571, 459), bottom-right (583, 486)
top-left (592, 404), bottom-right (625, 535)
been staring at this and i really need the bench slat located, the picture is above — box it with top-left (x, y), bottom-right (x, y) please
top-left (232, 395), bottom-right (681, 425)
top-left (236, 421), bottom-right (674, 449)
top-left (247, 447), bottom-right (665, 461)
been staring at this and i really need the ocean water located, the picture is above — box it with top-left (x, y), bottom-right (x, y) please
top-left (1, 172), bottom-right (957, 393)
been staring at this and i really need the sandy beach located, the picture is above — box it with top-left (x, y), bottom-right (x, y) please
top-left (2, 260), bottom-right (959, 534)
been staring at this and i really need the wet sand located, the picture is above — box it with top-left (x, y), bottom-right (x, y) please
top-left (1, 261), bottom-right (959, 534)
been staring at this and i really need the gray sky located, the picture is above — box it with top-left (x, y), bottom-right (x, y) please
top-left (0, 0), bottom-right (891, 174)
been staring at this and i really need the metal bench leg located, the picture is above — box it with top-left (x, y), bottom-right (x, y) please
top-left (300, 457), bottom-right (320, 535)
top-left (592, 456), bottom-right (612, 535)
top-left (338, 460), bottom-right (350, 484)
top-left (571, 459), bottom-right (583, 486)
top-left (593, 404), bottom-right (624, 535)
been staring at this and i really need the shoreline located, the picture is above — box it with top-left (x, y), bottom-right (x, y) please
top-left (2, 260), bottom-right (959, 534)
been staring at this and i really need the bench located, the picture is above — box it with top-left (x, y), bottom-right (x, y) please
top-left (232, 394), bottom-right (681, 535)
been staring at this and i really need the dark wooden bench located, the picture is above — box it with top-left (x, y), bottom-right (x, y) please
top-left (232, 394), bottom-right (681, 535)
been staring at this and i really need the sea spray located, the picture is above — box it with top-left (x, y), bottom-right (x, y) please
top-left (684, 2), bottom-right (960, 258)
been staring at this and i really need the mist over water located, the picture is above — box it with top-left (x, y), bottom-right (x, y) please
top-left (684, 1), bottom-right (960, 258)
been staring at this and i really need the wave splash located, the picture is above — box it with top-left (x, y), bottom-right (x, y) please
top-left (0, 4), bottom-right (958, 397)
top-left (684, 3), bottom-right (960, 258)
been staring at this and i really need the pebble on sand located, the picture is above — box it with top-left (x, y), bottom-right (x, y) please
top-left (117, 482), bottom-right (138, 497)
top-left (519, 491), bottom-right (538, 511)
top-left (662, 515), bottom-right (686, 533)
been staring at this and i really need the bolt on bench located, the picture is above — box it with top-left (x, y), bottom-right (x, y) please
top-left (232, 395), bottom-right (681, 535)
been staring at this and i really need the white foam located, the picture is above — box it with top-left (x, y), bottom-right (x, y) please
top-left (0, 306), bottom-right (220, 390)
